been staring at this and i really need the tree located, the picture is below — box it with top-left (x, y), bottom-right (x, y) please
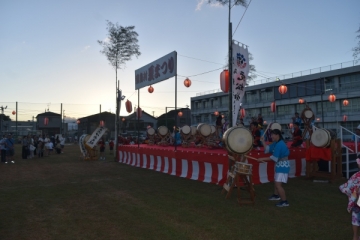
top-left (353, 25), bottom-right (360, 62)
top-left (0, 114), bottom-right (11, 121)
top-left (208, 0), bottom-right (247, 6)
top-left (98, 20), bottom-right (141, 159)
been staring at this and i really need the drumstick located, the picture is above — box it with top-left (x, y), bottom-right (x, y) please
top-left (245, 155), bottom-right (270, 162)
top-left (262, 123), bottom-right (271, 138)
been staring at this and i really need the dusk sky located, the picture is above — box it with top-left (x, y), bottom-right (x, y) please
top-left (1, 0), bottom-right (359, 121)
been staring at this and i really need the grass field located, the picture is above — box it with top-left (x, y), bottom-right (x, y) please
top-left (0, 144), bottom-right (353, 240)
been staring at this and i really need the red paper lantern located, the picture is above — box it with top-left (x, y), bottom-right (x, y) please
top-left (44, 117), bottom-right (49, 126)
top-left (299, 98), bottom-right (304, 104)
top-left (184, 78), bottom-right (191, 88)
top-left (125, 100), bottom-right (132, 113)
top-left (100, 120), bottom-right (105, 127)
top-left (289, 123), bottom-right (293, 128)
top-left (220, 69), bottom-right (229, 93)
top-left (214, 111), bottom-right (219, 116)
top-left (12, 111), bottom-right (16, 115)
top-left (178, 111), bottom-right (183, 117)
top-left (328, 94), bottom-right (336, 102)
top-left (122, 118), bottom-right (125, 122)
top-left (240, 108), bottom-right (246, 118)
top-left (148, 85), bottom-right (154, 93)
top-left (278, 84), bottom-right (288, 94)
top-left (270, 102), bottom-right (276, 112)
top-left (136, 107), bottom-right (142, 118)
top-left (343, 99), bottom-right (349, 106)
top-left (343, 115), bottom-right (348, 122)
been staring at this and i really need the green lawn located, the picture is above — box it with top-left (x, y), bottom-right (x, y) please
top-left (0, 144), bottom-right (352, 240)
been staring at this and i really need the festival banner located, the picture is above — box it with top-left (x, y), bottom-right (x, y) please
top-left (135, 51), bottom-right (177, 90)
top-left (79, 134), bottom-right (87, 156)
top-left (232, 42), bottom-right (249, 127)
top-left (85, 126), bottom-right (107, 148)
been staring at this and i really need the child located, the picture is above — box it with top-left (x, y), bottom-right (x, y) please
top-left (260, 129), bottom-right (290, 207)
top-left (109, 139), bottom-right (114, 155)
top-left (98, 138), bottom-right (105, 160)
top-left (340, 154), bottom-right (360, 240)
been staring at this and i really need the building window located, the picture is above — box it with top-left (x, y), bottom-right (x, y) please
top-left (324, 77), bottom-right (335, 92)
top-left (340, 73), bottom-right (360, 91)
top-left (260, 107), bottom-right (271, 119)
top-left (277, 105), bottom-right (292, 117)
top-left (203, 115), bottom-right (209, 123)
top-left (196, 116), bottom-right (201, 123)
top-left (341, 97), bottom-right (360, 114)
top-left (260, 90), bottom-right (273, 101)
top-left (316, 101), bottom-right (336, 116)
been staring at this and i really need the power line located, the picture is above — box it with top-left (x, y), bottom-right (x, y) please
top-left (178, 67), bottom-right (224, 78)
top-left (233, 0), bottom-right (252, 35)
top-left (178, 54), bottom-right (224, 65)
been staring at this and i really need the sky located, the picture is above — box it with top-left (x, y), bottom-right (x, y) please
top-left (1, 0), bottom-right (359, 122)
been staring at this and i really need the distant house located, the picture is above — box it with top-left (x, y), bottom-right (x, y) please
top-left (156, 107), bottom-right (191, 130)
top-left (77, 112), bottom-right (115, 139)
top-left (36, 111), bottom-right (62, 136)
top-left (121, 110), bottom-right (157, 134)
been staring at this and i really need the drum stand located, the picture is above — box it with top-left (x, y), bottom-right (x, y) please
top-left (301, 107), bottom-right (315, 140)
top-left (157, 133), bottom-right (171, 146)
top-left (147, 135), bottom-right (155, 145)
top-left (221, 153), bottom-right (256, 206)
top-left (305, 139), bottom-right (343, 182)
top-left (181, 133), bottom-right (192, 148)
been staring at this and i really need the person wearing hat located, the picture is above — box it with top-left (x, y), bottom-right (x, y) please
top-left (291, 122), bottom-right (303, 148)
top-left (339, 154), bottom-right (360, 240)
top-left (260, 129), bottom-right (290, 207)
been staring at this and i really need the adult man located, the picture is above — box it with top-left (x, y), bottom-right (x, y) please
top-left (250, 122), bottom-right (262, 148)
top-left (60, 135), bottom-right (65, 153)
top-left (0, 135), bottom-right (6, 162)
top-left (257, 113), bottom-right (264, 127)
top-left (5, 134), bottom-right (15, 163)
top-left (292, 112), bottom-right (302, 125)
top-left (291, 122), bottom-right (303, 147)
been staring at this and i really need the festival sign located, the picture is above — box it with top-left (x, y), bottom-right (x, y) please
top-left (85, 126), bottom-right (107, 148)
top-left (135, 51), bottom-right (177, 90)
top-left (232, 42), bottom-right (249, 127)
top-left (79, 134), bottom-right (87, 156)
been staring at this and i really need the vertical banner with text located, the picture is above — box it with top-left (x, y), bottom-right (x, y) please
top-left (232, 42), bottom-right (249, 127)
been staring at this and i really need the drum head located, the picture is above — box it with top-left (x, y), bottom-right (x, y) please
top-left (210, 125), bottom-right (216, 134)
top-left (181, 125), bottom-right (191, 135)
top-left (197, 123), bottom-right (212, 137)
top-left (311, 129), bottom-right (330, 147)
top-left (304, 110), bottom-right (314, 119)
top-left (158, 126), bottom-right (168, 136)
top-left (223, 126), bottom-right (253, 154)
top-left (147, 127), bottom-right (155, 136)
top-left (270, 122), bottom-right (282, 131)
top-left (191, 126), bottom-right (197, 135)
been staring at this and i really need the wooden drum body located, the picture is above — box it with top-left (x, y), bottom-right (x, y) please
top-left (197, 123), bottom-right (212, 137)
top-left (222, 126), bottom-right (253, 155)
top-left (235, 162), bottom-right (253, 175)
top-left (158, 126), bottom-right (169, 137)
top-left (311, 128), bottom-right (335, 148)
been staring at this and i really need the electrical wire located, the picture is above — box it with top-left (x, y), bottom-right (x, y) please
top-left (233, 0), bottom-right (252, 35)
top-left (178, 54), bottom-right (224, 65)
